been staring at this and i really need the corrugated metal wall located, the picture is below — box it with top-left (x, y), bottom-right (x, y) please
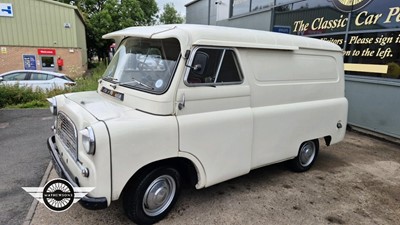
top-left (0, 0), bottom-right (82, 48)
top-left (185, 0), bottom-right (209, 25)
top-left (345, 76), bottom-right (400, 139)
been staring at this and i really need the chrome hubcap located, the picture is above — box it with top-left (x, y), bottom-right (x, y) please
top-left (299, 141), bottom-right (316, 167)
top-left (143, 175), bottom-right (176, 216)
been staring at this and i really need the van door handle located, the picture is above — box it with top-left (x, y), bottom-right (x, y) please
top-left (178, 94), bottom-right (185, 110)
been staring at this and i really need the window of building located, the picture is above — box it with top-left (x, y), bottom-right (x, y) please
top-left (349, 0), bottom-right (400, 31)
top-left (343, 31), bottom-right (400, 78)
top-left (41, 56), bottom-right (55, 71)
top-left (251, 0), bottom-right (273, 12)
top-left (186, 48), bottom-right (243, 85)
top-left (272, 0), bottom-right (400, 80)
top-left (275, 0), bottom-right (331, 12)
top-left (232, 0), bottom-right (251, 16)
top-left (231, 0), bottom-right (274, 17)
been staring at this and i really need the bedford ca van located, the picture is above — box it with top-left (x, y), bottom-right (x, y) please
top-left (47, 24), bottom-right (348, 224)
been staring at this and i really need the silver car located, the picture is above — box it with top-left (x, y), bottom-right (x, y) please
top-left (0, 70), bottom-right (75, 90)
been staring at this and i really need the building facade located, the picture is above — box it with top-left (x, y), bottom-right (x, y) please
top-left (186, 0), bottom-right (400, 138)
top-left (0, 0), bottom-right (87, 78)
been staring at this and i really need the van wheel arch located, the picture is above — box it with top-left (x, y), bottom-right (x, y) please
top-left (122, 158), bottom-right (199, 197)
top-left (121, 158), bottom-right (199, 223)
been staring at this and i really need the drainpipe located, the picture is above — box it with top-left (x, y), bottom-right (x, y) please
top-left (343, 0), bottom-right (355, 51)
top-left (208, 0), bottom-right (211, 25)
top-left (270, 0), bottom-right (276, 31)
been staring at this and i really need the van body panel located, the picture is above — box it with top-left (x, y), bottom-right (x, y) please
top-left (239, 48), bottom-right (344, 106)
top-left (97, 81), bottom-right (177, 116)
top-left (251, 98), bottom-right (347, 168)
top-left (104, 110), bottom-right (179, 200)
top-left (177, 108), bottom-right (253, 187)
top-left (65, 91), bottom-right (132, 120)
top-left (51, 94), bottom-right (112, 204)
top-left (176, 84), bottom-right (253, 187)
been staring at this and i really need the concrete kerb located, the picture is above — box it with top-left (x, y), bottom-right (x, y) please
top-left (348, 125), bottom-right (400, 146)
top-left (22, 161), bottom-right (53, 225)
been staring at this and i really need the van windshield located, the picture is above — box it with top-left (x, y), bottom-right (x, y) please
top-left (103, 38), bottom-right (181, 94)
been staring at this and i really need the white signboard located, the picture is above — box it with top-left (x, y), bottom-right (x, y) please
top-left (0, 3), bottom-right (13, 17)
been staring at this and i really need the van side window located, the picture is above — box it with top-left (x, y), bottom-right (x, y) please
top-left (217, 50), bottom-right (242, 83)
top-left (187, 48), bottom-right (242, 85)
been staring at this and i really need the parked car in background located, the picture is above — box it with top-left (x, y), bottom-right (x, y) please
top-left (0, 70), bottom-right (75, 90)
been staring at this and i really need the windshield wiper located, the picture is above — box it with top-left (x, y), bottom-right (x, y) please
top-left (102, 77), bottom-right (114, 82)
top-left (119, 78), bottom-right (154, 90)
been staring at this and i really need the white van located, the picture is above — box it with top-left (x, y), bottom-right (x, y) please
top-left (47, 24), bottom-right (347, 224)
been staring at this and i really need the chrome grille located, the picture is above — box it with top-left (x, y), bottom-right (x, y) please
top-left (56, 113), bottom-right (78, 160)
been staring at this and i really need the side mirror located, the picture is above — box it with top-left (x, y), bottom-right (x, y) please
top-left (191, 51), bottom-right (209, 76)
top-left (0, 77), bottom-right (3, 82)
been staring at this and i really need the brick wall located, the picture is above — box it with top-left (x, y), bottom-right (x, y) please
top-left (0, 46), bottom-right (87, 78)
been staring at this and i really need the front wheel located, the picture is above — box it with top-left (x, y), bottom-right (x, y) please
top-left (288, 139), bottom-right (319, 172)
top-left (123, 167), bottom-right (181, 224)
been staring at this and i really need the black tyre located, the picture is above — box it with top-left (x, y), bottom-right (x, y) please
top-left (123, 167), bottom-right (181, 224)
top-left (289, 139), bottom-right (319, 172)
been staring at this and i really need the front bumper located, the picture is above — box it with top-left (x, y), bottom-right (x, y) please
top-left (47, 135), bottom-right (108, 210)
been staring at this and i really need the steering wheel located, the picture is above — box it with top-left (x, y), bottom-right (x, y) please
top-left (137, 62), bottom-right (154, 72)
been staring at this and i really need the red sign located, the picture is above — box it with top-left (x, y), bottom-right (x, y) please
top-left (37, 49), bottom-right (56, 55)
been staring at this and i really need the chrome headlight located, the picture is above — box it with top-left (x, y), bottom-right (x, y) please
top-left (81, 127), bottom-right (96, 155)
top-left (47, 97), bottom-right (57, 116)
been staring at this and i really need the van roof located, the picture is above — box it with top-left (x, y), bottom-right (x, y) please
top-left (103, 24), bottom-right (341, 53)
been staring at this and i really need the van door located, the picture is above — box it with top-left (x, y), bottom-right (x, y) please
top-left (176, 47), bottom-right (253, 187)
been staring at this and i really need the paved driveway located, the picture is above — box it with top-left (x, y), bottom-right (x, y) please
top-left (0, 109), bottom-right (53, 225)
top-left (30, 131), bottom-right (400, 225)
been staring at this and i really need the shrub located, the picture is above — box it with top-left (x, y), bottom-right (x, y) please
top-left (0, 84), bottom-right (46, 108)
top-left (70, 63), bottom-right (105, 92)
top-left (10, 100), bottom-right (49, 109)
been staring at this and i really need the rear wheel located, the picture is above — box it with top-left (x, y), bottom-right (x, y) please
top-left (289, 139), bottom-right (319, 172)
top-left (123, 167), bottom-right (181, 224)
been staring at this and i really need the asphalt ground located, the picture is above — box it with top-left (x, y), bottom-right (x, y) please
top-left (0, 109), bottom-right (53, 225)
top-left (30, 131), bottom-right (400, 225)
